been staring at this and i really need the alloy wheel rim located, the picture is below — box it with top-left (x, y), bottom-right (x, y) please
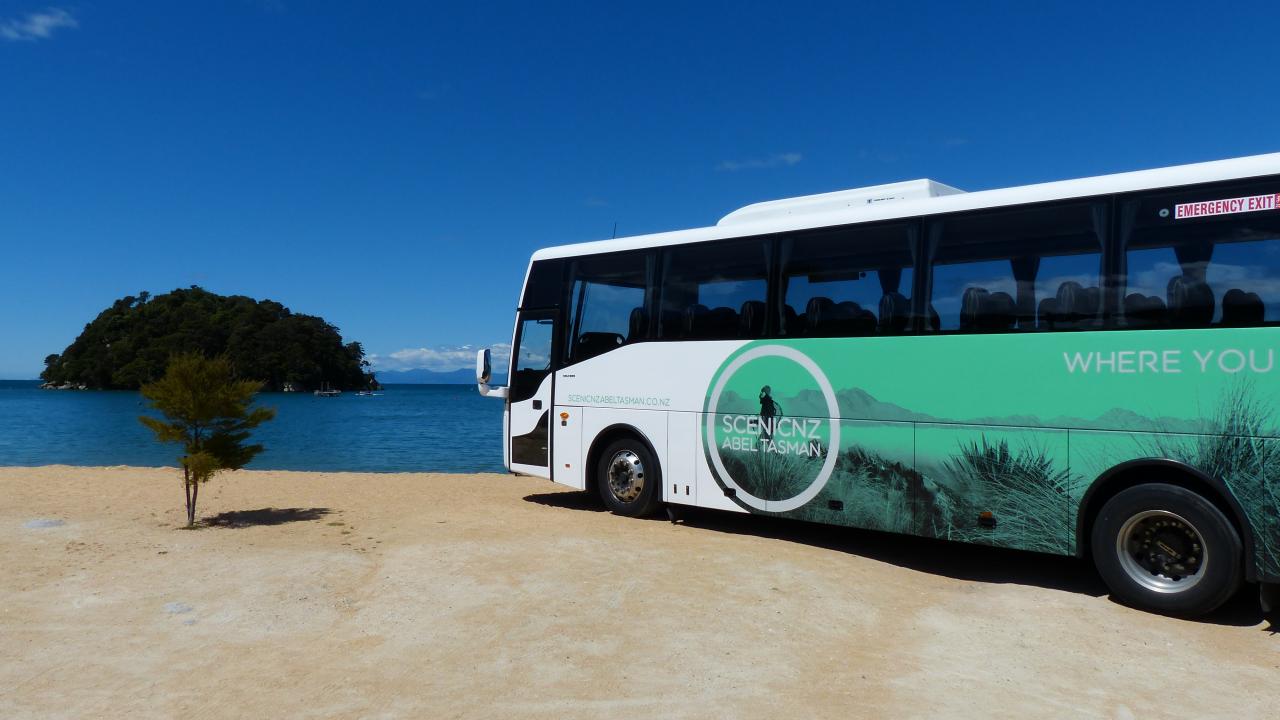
top-left (1116, 509), bottom-right (1207, 594)
top-left (607, 450), bottom-right (645, 503)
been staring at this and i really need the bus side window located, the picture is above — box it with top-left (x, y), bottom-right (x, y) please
top-left (924, 200), bottom-right (1105, 333)
top-left (1119, 179), bottom-right (1280, 329)
top-left (658, 238), bottom-right (770, 341)
top-left (779, 222), bottom-right (915, 337)
top-left (565, 251), bottom-right (653, 364)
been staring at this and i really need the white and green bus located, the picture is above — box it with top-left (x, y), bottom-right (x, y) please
top-left (477, 152), bottom-right (1280, 616)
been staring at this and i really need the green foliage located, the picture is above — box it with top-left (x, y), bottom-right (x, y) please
top-left (139, 353), bottom-right (277, 526)
top-left (940, 438), bottom-right (1070, 554)
top-left (720, 431), bottom-right (1072, 553)
top-left (720, 442), bottom-right (920, 534)
top-left (41, 286), bottom-right (376, 391)
top-left (831, 446), bottom-right (919, 534)
top-left (722, 444), bottom-right (818, 502)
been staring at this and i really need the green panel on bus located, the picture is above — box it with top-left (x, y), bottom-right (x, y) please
top-left (700, 330), bottom-right (1280, 578)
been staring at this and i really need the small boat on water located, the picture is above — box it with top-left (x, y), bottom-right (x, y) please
top-left (314, 382), bottom-right (341, 398)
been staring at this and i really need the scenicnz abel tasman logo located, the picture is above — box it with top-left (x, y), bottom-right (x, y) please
top-left (703, 344), bottom-right (840, 513)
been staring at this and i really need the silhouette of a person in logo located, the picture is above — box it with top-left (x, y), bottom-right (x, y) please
top-left (759, 385), bottom-right (777, 440)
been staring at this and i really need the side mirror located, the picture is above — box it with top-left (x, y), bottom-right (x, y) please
top-left (476, 347), bottom-right (507, 398)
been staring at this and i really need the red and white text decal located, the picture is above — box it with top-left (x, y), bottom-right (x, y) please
top-left (1174, 193), bottom-right (1280, 219)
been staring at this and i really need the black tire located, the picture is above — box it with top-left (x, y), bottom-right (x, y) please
top-left (596, 436), bottom-right (663, 518)
top-left (1091, 483), bottom-right (1242, 617)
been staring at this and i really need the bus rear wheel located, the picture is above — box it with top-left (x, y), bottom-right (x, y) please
top-left (596, 437), bottom-right (663, 518)
top-left (1091, 483), bottom-right (1242, 617)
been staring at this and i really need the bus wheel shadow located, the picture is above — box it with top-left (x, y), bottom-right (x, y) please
top-left (523, 490), bottom-right (1265, 627)
top-left (523, 490), bottom-right (609, 513)
top-left (522, 489), bottom-right (673, 520)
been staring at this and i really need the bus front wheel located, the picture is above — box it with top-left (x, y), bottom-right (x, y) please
top-left (596, 437), bottom-right (663, 518)
top-left (1091, 483), bottom-right (1242, 617)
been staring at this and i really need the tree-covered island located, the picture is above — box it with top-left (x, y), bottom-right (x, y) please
top-left (41, 287), bottom-right (377, 391)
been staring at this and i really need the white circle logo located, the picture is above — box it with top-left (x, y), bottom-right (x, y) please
top-left (703, 344), bottom-right (840, 512)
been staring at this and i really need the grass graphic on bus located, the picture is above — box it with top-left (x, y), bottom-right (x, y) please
top-left (714, 421), bottom-right (1073, 555)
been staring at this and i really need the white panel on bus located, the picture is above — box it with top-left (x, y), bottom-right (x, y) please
top-left (581, 406), bottom-right (669, 493)
top-left (696, 414), bottom-right (750, 514)
top-left (552, 405), bottom-right (584, 490)
top-left (664, 411), bottom-right (697, 505)
top-left (502, 404), bottom-right (510, 472)
top-left (555, 341), bottom-right (746, 416)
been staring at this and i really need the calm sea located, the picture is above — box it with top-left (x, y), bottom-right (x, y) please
top-left (0, 381), bottom-right (505, 473)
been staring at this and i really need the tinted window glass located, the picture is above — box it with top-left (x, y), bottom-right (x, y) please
top-left (510, 316), bottom-right (553, 403)
top-left (521, 260), bottom-right (565, 309)
top-left (658, 239), bottom-right (770, 340)
top-left (1120, 178), bottom-right (1280, 329)
top-left (780, 222), bottom-right (915, 336)
top-left (565, 251), bottom-right (652, 364)
top-left (925, 201), bottom-right (1105, 333)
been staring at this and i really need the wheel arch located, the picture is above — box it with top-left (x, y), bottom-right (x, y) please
top-left (1076, 458), bottom-right (1258, 581)
top-left (584, 423), bottom-right (662, 498)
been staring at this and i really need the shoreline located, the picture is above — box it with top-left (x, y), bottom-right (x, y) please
top-left (3, 466), bottom-right (1276, 718)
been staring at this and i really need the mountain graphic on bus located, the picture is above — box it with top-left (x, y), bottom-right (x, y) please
top-left (713, 386), bottom-right (1213, 435)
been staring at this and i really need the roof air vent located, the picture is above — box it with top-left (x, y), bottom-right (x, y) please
top-left (717, 179), bottom-right (965, 227)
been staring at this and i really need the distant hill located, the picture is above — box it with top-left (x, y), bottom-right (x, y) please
top-left (41, 287), bottom-right (377, 392)
top-left (377, 368), bottom-right (507, 385)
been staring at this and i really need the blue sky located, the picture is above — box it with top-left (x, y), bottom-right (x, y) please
top-left (1, 1), bottom-right (1277, 378)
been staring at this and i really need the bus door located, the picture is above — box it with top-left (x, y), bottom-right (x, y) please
top-left (508, 310), bottom-right (556, 478)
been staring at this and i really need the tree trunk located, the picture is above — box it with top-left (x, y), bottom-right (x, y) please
top-left (189, 479), bottom-right (199, 527)
top-left (183, 464), bottom-right (193, 527)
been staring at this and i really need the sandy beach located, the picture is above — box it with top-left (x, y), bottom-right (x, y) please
top-left (2, 465), bottom-right (1276, 719)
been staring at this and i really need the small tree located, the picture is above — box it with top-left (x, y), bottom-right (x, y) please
top-left (139, 353), bottom-right (277, 526)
